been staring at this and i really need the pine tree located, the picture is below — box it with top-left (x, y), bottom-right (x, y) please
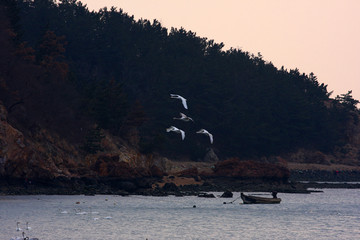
top-left (38, 30), bottom-right (69, 80)
top-left (335, 91), bottom-right (359, 111)
top-left (82, 125), bottom-right (104, 154)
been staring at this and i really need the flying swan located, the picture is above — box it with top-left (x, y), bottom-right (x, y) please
top-left (170, 94), bottom-right (188, 109)
top-left (196, 129), bottom-right (213, 144)
top-left (166, 126), bottom-right (185, 140)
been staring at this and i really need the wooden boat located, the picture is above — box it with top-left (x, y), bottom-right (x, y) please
top-left (241, 192), bottom-right (281, 204)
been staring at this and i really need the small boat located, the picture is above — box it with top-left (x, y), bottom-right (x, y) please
top-left (240, 192), bottom-right (281, 204)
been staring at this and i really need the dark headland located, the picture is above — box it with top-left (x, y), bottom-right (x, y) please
top-left (1, 1), bottom-right (360, 197)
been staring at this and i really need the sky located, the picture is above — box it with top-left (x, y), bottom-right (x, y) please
top-left (80, 0), bottom-right (360, 102)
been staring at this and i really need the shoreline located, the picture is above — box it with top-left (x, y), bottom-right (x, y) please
top-left (2, 164), bottom-right (360, 196)
top-left (1, 174), bottom-right (360, 197)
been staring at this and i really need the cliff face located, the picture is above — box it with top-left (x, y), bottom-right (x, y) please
top-left (0, 100), bottom-right (168, 181)
top-left (0, 101), bottom-right (80, 179)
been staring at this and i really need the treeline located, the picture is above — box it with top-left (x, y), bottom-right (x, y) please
top-left (1, 0), bottom-right (359, 160)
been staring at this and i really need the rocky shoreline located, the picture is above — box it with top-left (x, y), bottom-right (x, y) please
top-left (289, 169), bottom-right (360, 182)
top-left (1, 169), bottom-right (360, 197)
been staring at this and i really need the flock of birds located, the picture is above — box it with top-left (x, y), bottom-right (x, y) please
top-left (167, 94), bottom-right (213, 144)
top-left (10, 222), bottom-right (38, 240)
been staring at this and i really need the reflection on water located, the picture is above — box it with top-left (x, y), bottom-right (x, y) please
top-left (1, 189), bottom-right (360, 240)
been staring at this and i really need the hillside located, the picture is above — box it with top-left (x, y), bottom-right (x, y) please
top-left (1, 1), bottom-right (360, 192)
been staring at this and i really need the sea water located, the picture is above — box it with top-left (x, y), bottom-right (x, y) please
top-left (1, 189), bottom-right (359, 240)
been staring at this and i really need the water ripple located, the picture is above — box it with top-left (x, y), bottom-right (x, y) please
top-left (1, 189), bottom-right (360, 240)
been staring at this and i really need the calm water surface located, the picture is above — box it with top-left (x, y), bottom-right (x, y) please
top-left (1, 189), bottom-right (359, 240)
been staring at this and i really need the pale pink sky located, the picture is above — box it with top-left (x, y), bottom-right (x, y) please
top-left (81, 0), bottom-right (360, 102)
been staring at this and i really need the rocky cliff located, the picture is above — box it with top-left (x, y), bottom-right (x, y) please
top-left (0, 99), bottom-right (167, 182)
top-left (0, 100), bottom-right (81, 179)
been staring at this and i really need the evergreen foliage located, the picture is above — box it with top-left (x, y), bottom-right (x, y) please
top-left (82, 125), bottom-right (104, 154)
top-left (1, 0), bottom-right (359, 160)
top-left (335, 91), bottom-right (359, 111)
top-left (82, 78), bottom-right (128, 133)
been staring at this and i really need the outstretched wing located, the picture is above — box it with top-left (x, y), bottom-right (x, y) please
top-left (180, 130), bottom-right (185, 140)
top-left (180, 112), bottom-right (187, 118)
top-left (208, 133), bottom-right (213, 144)
top-left (181, 98), bottom-right (188, 109)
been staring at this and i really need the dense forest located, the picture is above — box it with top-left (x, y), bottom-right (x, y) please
top-left (1, 0), bottom-right (359, 162)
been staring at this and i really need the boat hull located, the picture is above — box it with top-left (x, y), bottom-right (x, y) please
top-left (241, 193), bottom-right (281, 204)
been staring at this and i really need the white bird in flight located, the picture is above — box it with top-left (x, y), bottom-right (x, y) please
top-left (196, 129), bottom-right (213, 144)
top-left (170, 94), bottom-right (188, 109)
top-left (166, 126), bottom-right (185, 140)
top-left (173, 112), bottom-right (194, 122)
